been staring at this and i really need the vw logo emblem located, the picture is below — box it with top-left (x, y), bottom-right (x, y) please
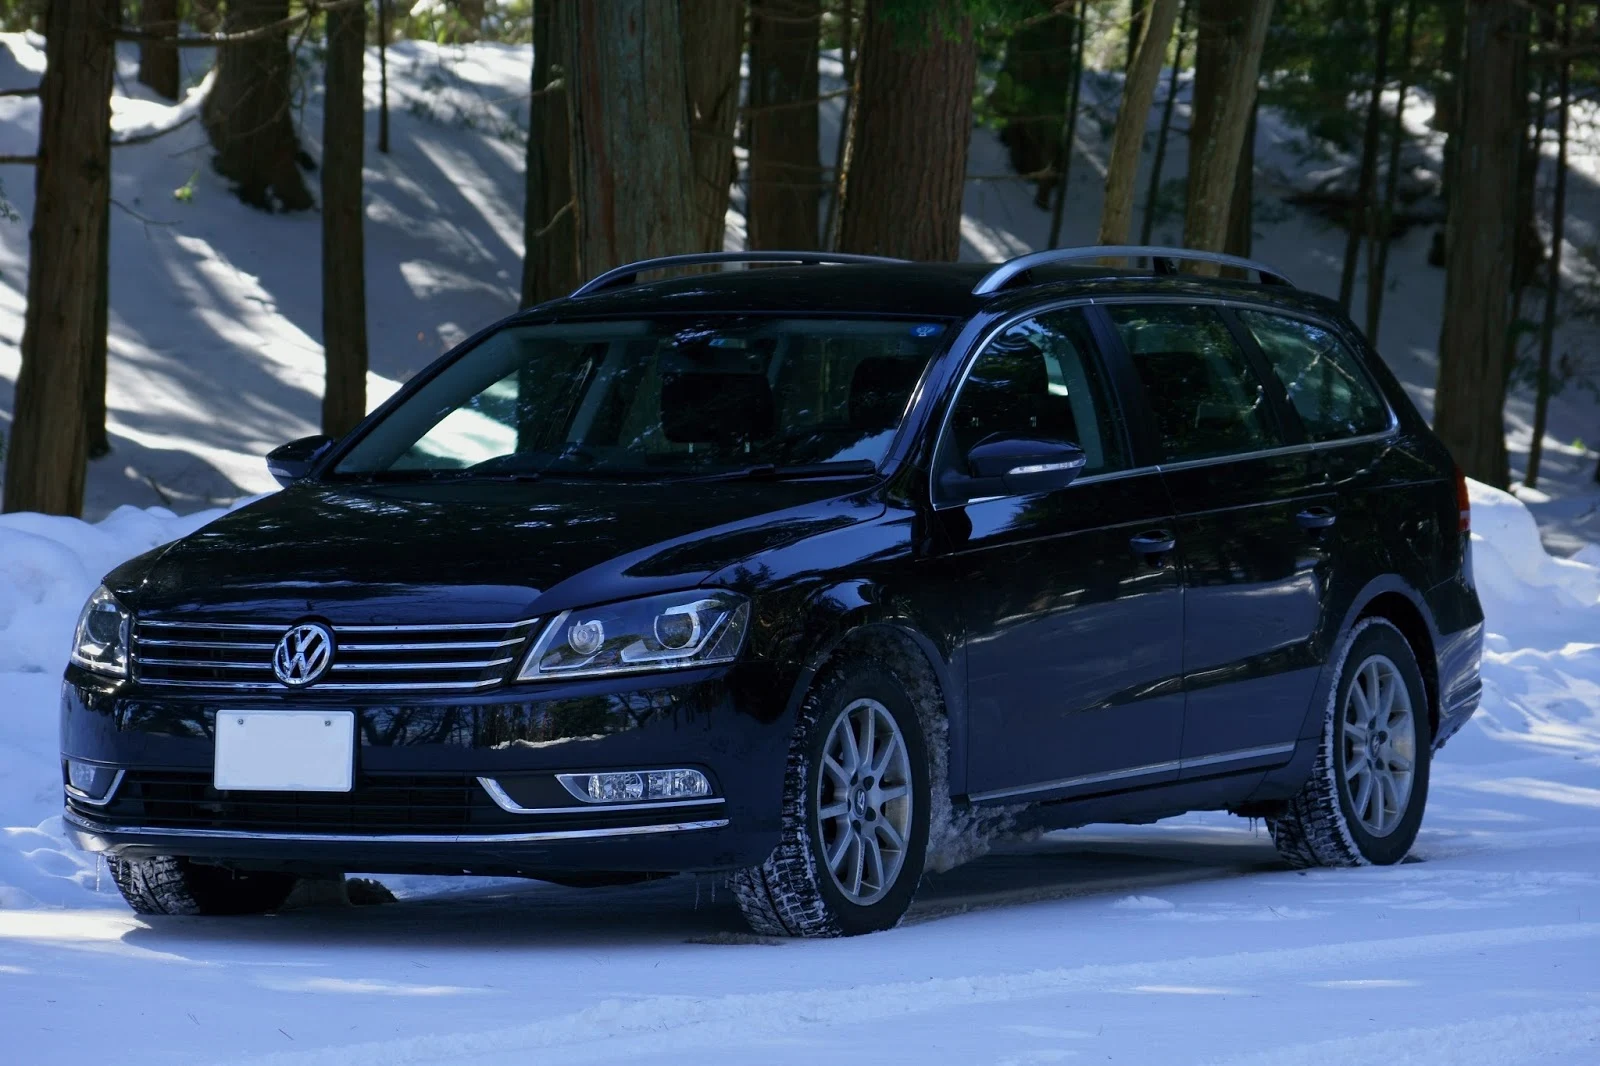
top-left (273, 623), bottom-right (335, 687)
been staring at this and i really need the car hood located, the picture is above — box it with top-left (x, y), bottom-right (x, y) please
top-left (120, 478), bottom-right (882, 622)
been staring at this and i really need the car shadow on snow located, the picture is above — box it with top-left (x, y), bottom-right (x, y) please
top-left (115, 828), bottom-right (1290, 954)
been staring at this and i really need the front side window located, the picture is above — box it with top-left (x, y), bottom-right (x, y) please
top-left (1108, 304), bottom-right (1281, 463)
top-left (1237, 310), bottom-right (1391, 442)
top-left (333, 317), bottom-right (951, 479)
top-left (944, 309), bottom-right (1128, 476)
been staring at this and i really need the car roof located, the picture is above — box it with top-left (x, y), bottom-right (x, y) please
top-left (515, 260), bottom-right (1350, 329)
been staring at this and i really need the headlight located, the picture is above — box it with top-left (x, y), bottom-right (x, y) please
top-left (70, 585), bottom-right (131, 678)
top-left (517, 590), bottom-right (750, 681)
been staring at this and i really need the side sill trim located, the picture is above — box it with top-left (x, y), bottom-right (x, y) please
top-left (968, 742), bottom-right (1297, 804)
top-left (63, 809), bottom-right (729, 846)
top-left (476, 777), bottom-right (726, 816)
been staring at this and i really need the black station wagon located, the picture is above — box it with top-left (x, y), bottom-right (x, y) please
top-left (62, 247), bottom-right (1484, 936)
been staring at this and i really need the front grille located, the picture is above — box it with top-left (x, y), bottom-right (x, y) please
top-left (131, 617), bottom-right (539, 693)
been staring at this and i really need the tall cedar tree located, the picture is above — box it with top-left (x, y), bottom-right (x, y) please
top-left (1140, 0), bottom-right (1191, 245)
top-left (839, 0), bottom-right (976, 260)
top-left (1432, 0), bottom-right (1526, 487)
top-left (1364, 0), bottom-right (1417, 342)
top-left (3, 0), bottom-right (116, 516)
top-left (202, 0), bottom-right (313, 211)
top-left (1099, 0), bottom-right (1181, 244)
top-left (138, 0), bottom-right (180, 100)
top-left (87, 198), bottom-right (110, 460)
top-left (1184, 0), bottom-right (1271, 262)
top-left (1525, 0), bottom-right (1573, 490)
top-left (321, 2), bottom-right (369, 437)
top-left (1337, 0), bottom-right (1392, 312)
top-left (564, 0), bottom-right (699, 278)
top-left (748, 0), bottom-right (822, 249)
top-left (683, 0), bottom-right (744, 251)
top-left (522, 0), bottom-right (579, 307)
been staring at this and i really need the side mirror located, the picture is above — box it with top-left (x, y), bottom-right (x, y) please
top-left (265, 435), bottom-right (335, 487)
top-left (964, 435), bottom-right (1087, 495)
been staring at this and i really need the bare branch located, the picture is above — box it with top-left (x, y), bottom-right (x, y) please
top-left (0, 154), bottom-right (39, 165)
top-left (530, 199), bottom-right (575, 242)
top-left (0, 86), bottom-right (39, 98)
top-left (115, 0), bottom-right (365, 48)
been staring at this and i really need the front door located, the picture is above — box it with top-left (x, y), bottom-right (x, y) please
top-left (933, 308), bottom-right (1186, 803)
top-left (1102, 303), bottom-right (1333, 775)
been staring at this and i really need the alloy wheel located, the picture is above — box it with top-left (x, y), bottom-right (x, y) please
top-left (815, 697), bottom-right (915, 906)
top-left (1340, 653), bottom-right (1417, 837)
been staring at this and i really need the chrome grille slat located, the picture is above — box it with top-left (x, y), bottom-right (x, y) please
top-left (131, 615), bottom-right (536, 693)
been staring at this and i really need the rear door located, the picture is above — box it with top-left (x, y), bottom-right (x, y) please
top-left (934, 307), bottom-right (1187, 804)
top-left (1100, 302), bottom-right (1336, 776)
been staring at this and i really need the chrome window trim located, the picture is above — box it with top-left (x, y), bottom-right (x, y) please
top-left (63, 769), bottom-right (126, 808)
top-left (930, 294), bottom-right (1403, 511)
top-left (968, 742), bottom-right (1296, 804)
top-left (477, 777), bottom-right (724, 816)
top-left (64, 809), bottom-right (729, 846)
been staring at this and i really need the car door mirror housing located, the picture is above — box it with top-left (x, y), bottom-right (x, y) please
top-left (962, 435), bottom-right (1088, 496)
top-left (265, 435), bottom-right (335, 487)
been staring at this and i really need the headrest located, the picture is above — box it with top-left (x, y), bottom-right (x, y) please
top-left (660, 372), bottom-right (776, 445)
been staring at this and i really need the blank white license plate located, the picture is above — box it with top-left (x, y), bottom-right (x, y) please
top-left (214, 710), bottom-right (355, 792)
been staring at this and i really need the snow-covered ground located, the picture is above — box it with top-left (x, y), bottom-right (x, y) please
top-left (2, 31), bottom-right (1599, 1066)
top-left (0, 480), bottom-right (1597, 1063)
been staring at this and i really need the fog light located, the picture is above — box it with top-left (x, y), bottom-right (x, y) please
top-left (64, 760), bottom-right (122, 803)
top-left (559, 768), bottom-right (712, 804)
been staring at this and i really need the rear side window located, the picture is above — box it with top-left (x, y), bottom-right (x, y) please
top-left (1107, 304), bottom-right (1281, 463)
top-left (1237, 310), bottom-right (1391, 442)
top-left (946, 309), bottom-right (1128, 476)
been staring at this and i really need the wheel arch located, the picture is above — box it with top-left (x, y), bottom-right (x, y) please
top-left (1311, 575), bottom-right (1442, 740)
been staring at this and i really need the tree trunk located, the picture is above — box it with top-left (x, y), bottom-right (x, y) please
top-left (1224, 99), bottom-right (1255, 257)
top-left (1128, 0), bottom-right (1147, 71)
top-left (838, 0), bottom-right (976, 261)
top-left (3, 0), bottom-right (116, 517)
top-left (138, 0), bottom-right (180, 101)
top-left (682, 0), bottom-right (743, 252)
top-left (1436, 0), bottom-right (1465, 206)
top-left (1432, 0), bottom-right (1526, 488)
top-left (1338, 0), bottom-right (1393, 312)
top-left (1140, 0), bottom-right (1190, 245)
top-left (1048, 0), bottom-right (1088, 249)
top-left (1364, 0), bottom-right (1416, 343)
top-left (1509, 14), bottom-right (1544, 298)
top-left (1099, 0), bottom-right (1180, 245)
top-left (1525, 0), bottom-right (1572, 490)
top-left (823, 0), bottom-right (857, 250)
top-left (86, 200), bottom-right (110, 460)
top-left (522, 0), bottom-right (578, 306)
top-left (748, 0), bottom-right (822, 250)
top-left (564, 0), bottom-right (699, 278)
top-left (201, 0), bottom-right (313, 212)
top-left (1184, 0), bottom-right (1272, 263)
top-left (452, 0), bottom-right (485, 41)
top-left (378, 0), bottom-right (390, 154)
top-left (321, 2), bottom-right (368, 439)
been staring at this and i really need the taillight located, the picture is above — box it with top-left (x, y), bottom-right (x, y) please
top-left (1454, 465), bottom-right (1471, 533)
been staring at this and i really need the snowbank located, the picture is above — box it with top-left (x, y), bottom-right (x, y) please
top-left (0, 504), bottom-right (224, 907)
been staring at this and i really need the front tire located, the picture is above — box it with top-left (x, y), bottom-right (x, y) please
top-left (1269, 619), bottom-right (1432, 868)
top-left (109, 855), bottom-right (300, 916)
top-left (731, 660), bottom-right (931, 937)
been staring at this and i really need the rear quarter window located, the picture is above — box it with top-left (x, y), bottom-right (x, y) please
top-left (1237, 310), bottom-right (1392, 442)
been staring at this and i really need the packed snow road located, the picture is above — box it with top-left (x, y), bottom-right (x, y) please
top-left (2, 485), bottom-right (1597, 1064)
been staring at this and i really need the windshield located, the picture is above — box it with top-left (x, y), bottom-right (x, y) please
top-left (332, 317), bottom-right (950, 480)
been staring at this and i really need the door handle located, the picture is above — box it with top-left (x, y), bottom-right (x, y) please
top-left (1129, 530), bottom-right (1177, 556)
top-left (1295, 507), bottom-right (1338, 531)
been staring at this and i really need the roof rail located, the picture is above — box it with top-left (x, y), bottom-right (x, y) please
top-left (972, 245), bottom-right (1294, 296)
top-left (570, 251), bottom-right (910, 298)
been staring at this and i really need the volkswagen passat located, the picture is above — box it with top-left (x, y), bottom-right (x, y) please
top-left (61, 248), bottom-right (1483, 935)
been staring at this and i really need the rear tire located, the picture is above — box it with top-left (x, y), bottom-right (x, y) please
top-left (109, 855), bottom-right (300, 916)
top-left (1269, 619), bottom-right (1432, 868)
top-left (731, 660), bottom-right (931, 937)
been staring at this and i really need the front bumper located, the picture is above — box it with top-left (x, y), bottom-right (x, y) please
top-left (60, 662), bottom-right (792, 876)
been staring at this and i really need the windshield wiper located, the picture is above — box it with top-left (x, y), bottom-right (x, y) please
top-left (683, 460), bottom-right (880, 483)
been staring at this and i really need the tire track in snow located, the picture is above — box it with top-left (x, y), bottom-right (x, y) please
top-left (220, 921), bottom-right (1600, 1066)
top-left (1202, 1007), bottom-right (1600, 1066)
